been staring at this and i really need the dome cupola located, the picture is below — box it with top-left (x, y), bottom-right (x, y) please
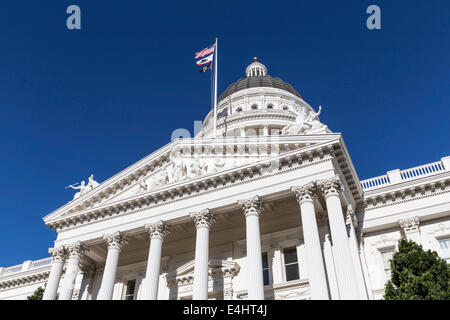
top-left (245, 57), bottom-right (268, 77)
top-left (198, 58), bottom-right (326, 138)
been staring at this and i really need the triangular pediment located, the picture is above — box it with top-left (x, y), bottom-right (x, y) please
top-left (44, 134), bottom-right (348, 227)
top-left (168, 259), bottom-right (240, 279)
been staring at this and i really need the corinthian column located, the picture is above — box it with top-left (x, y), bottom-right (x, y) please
top-left (345, 206), bottom-right (369, 299)
top-left (238, 196), bottom-right (265, 300)
top-left (43, 246), bottom-right (67, 300)
top-left (59, 242), bottom-right (88, 300)
top-left (191, 209), bottom-right (215, 300)
top-left (292, 184), bottom-right (329, 300)
top-left (97, 232), bottom-right (128, 300)
top-left (141, 221), bottom-right (171, 300)
top-left (317, 176), bottom-right (360, 300)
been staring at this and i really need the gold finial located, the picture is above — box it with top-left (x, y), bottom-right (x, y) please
top-left (253, 57), bottom-right (258, 62)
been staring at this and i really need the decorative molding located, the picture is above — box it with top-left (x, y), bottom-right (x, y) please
top-left (145, 220), bottom-right (171, 240)
top-left (292, 183), bottom-right (316, 204)
top-left (65, 241), bottom-right (88, 259)
top-left (238, 196), bottom-right (264, 218)
top-left (317, 176), bottom-right (342, 198)
top-left (398, 216), bottom-right (420, 234)
top-left (103, 232), bottom-right (128, 250)
top-left (364, 178), bottom-right (450, 211)
top-left (49, 246), bottom-right (67, 264)
top-left (190, 209), bottom-right (216, 229)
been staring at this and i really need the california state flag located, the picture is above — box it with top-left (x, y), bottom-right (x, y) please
top-left (196, 53), bottom-right (214, 66)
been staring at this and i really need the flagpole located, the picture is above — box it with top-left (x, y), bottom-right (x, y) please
top-left (213, 37), bottom-right (218, 137)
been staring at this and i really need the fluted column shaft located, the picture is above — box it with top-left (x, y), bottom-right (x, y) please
top-left (346, 207), bottom-right (369, 299)
top-left (97, 232), bottom-right (127, 300)
top-left (191, 210), bottom-right (215, 300)
top-left (43, 246), bottom-right (66, 300)
top-left (59, 242), bottom-right (87, 300)
top-left (239, 197), bottom-right (265, 300)
top-left (318, 177), bottom-right (360, 300)
top-left (141, 221), bottom-right (171, 300)
top-left (293, 185), bottom-right (329, 300)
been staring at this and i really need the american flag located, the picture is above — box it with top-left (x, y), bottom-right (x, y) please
top-left (195, 44), bottom-right (215, 59)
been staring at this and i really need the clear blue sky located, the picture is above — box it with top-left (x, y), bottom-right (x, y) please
top-left (0, 1), bottom-right (449, 267)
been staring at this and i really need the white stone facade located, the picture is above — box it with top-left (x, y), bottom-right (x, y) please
top-left (1, 60), bottom-right (449, 300)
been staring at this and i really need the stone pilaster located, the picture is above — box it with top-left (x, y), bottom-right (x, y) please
top-left (238, 196), bottom-right (265, 300)
top-left (399, 216), bottom-right (421, 244)
top-left (345, 205), bottom-right (369, 300)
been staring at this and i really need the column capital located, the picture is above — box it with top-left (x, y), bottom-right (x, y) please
top-left (398, 216), bottom-right (420, 234)
top-left (145, 220), bottom-right (171, 240)
top-left (292, 183), bottom-right (316, 204)
top-left (317, 176), bottom-right (342, 198)
top-left (65, 241), bottom-right (88, 259)
top-left (238, 196), bottom-right (264, 218)
top-left (49, 246), bottom-right (67, 263)
top-left (103, 231), bottom-right (128, 250)
top-left (190, 209), bottom-right (216, 229)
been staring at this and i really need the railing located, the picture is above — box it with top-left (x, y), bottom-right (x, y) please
top-left (360, 174), bottom-right (390, 191)
top-left (31, 257), bottom-right (52, 268)
top-left (400, 161), bottom-right (444, 182)
top-left (1, 257), bottom-right (52, 277)
top-left (2, 265), bottom-right (23, 276)
top-left (361, 157), bottom-right (449, 192)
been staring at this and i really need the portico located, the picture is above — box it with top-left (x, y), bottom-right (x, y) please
top-left (43, 169), bottom-right (364, 300)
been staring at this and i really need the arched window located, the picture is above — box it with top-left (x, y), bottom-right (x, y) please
top-left (282, 106), bottom-right (289, 111)
top-left (251, 104), bottom-right (258, 110)
top-left (267, 104), bottom-right (274, 109)
top-left (236, 107), bottom-right (243, 113)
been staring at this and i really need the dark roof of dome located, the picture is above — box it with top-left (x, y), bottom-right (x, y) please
top-left (218, 75), bottom-right (302, 102)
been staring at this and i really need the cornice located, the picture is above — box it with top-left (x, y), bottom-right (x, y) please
top-left (362, 178), bottom-right (450, 211)
top-left (0, 268), bottom-right (51, 290)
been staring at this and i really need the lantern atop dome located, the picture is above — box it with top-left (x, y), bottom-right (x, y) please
top-left (245, 57), bottom-right (267, 77)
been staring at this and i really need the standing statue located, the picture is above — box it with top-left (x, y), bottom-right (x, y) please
top-left (66, 181), bottom-right (87, 200)
top-left (66, 174), bottom-right (100, 200)
top-left (169, 149), bottom-right (187, 183)
top-left (305, 106), bottom-right (323, 130)
top-left (86, 174), bottom-right (100, 192)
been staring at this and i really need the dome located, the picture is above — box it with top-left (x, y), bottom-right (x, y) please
top-left (219, 58), bottom-right (302, 102)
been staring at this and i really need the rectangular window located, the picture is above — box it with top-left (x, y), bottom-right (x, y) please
top-left (262, 252), bottom-right (270, 286)
top-left (283, 247), bottom-right (299, 282)
top-left (124, 279), bottom-right (136, 300)
top-left (439, 238), bottom-right (450, 263)
top-left (381, 250), bottom-right (395, 279)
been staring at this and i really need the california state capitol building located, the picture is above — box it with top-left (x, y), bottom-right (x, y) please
top-left (1, 59), bottom-right (449, 300)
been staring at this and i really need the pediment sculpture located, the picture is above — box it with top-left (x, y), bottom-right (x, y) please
top-left (66, 174), bottom-right (100, 200)
top-left (132, 151), bottom-right (262, 196)
top-left (281, 106), bottom-right (325, 135)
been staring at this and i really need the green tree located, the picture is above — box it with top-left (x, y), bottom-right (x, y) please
top-left (384, 238), bottom-right (450, 300)
top-left (27, 285), bottom-right (45, 300)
